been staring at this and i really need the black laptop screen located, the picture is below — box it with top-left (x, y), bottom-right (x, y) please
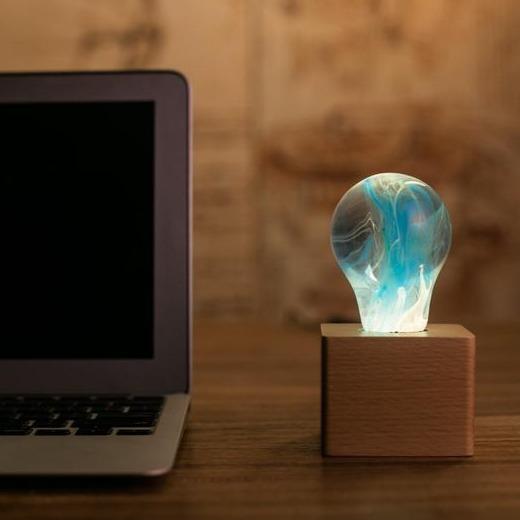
top-left (0, 101), bottom-right (154, 359)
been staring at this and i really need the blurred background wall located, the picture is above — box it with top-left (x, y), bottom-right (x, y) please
top-left (1, 0), bottom-right (519, 325)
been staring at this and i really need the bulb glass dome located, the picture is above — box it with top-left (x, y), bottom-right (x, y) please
top-left (331, 172), bottom-right (451, 332)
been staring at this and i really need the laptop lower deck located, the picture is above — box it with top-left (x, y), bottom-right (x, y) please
top-left (0, 394), bottom-right (190, 476)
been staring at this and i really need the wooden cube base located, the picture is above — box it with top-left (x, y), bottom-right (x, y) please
top-left (321, 324), bottom-right (475, 457)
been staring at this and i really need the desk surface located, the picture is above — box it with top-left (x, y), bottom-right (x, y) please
top-left (0, 321), bottom-right (519, 519)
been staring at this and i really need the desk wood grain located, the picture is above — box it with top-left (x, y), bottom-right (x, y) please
top-left (0, 321), bottom-right (519, 519)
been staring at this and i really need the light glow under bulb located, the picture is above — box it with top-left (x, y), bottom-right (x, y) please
top-left (330, 173), bottom-right (452, 333)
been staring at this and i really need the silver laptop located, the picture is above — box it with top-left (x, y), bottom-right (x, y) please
top-left (0, 71), bottom-right (191, 476)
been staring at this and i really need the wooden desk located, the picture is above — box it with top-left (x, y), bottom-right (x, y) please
top-left (0, 321), bottom-right (519, 519)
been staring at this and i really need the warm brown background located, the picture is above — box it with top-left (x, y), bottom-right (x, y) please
top-left (1, 0), bottom-right (519, 325)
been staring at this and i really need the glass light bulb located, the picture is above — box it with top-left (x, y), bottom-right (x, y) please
top-left (330, 172), bottom-right (452, 333)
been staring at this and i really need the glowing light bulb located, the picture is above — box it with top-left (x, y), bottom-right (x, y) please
top-left (330, 173), bottom-right (452, 333)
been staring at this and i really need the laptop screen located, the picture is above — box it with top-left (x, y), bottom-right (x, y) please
top-left (0, 101), bottom-right (154, 359)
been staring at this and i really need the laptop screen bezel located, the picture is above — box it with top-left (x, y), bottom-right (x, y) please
top-left (0, 71), bottom-right (191, 394)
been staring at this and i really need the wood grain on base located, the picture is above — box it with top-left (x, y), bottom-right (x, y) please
top-left (322, 324), bottom-right (475, 457)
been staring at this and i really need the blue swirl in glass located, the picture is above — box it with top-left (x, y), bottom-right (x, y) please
top-left (331, 173), bottom-right (452, 332)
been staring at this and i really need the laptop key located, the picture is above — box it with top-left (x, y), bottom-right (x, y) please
top-left (75, 427), bottom-right (113, 436)
top-left (34, 429), bottom-right (72, 436)
top-left (0, 429), bottom-right (32, 436)
top-left (0, 421), bottom-right (32, 429)
top-left (96, 412), bottom-right (158, 419)
top-left (95, 419), bottom-right (156, 428)
top-left (19, 413), bottom-right (56, 420)
top-left (0, 412), bottom-right (22, 419)
top-left (32, 419), bottom-right (69, 428)
top-left (116, 429), bottom-right (154, 435)
top-left (127, 404), bottom-right (161, 410)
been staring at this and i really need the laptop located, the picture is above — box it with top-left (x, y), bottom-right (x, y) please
top-left (0, 71), bottom-right (191, 476)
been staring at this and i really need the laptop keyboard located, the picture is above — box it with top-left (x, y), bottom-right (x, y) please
top-left (0, 395), bottom-right (165, 436)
